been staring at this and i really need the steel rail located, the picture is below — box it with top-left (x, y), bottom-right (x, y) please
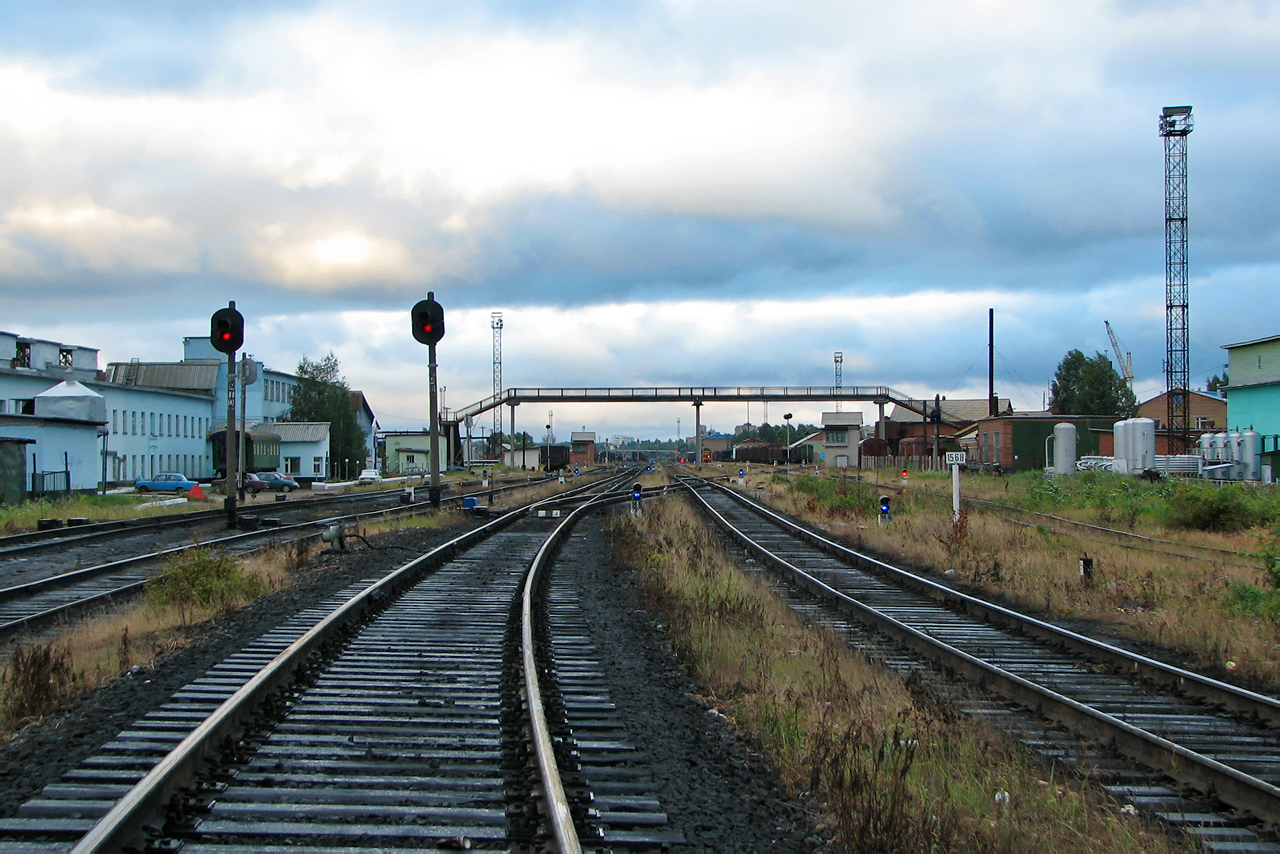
top-left (679, 476), bottom-right (1280, 825)
top-left (521, 496), bottom-right (618, 853)
top-left (0, 473), bottom-right (547, 556)
top-left (0, 473), bottom-right (610, 639)
top-left (65, 473), bottom-right (628, 854)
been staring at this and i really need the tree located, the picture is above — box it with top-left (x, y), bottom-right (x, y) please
top-left (1049, 350), bottom-right (1137, 417)
top-left (283, 353), bottom-right (367, 480)
top-left (1207, 371), bottom-right (1229, 393)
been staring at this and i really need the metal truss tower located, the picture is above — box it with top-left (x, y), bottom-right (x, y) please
top-left (491, 312), bottom-right (503, 443)
top-left (1160, 106), bottom-right (1193, 453)
top-left (834, 352), bottom-right (843, 412)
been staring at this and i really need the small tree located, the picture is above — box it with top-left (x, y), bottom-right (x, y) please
top-left (1049, 350), bottom-right (1137, 417)
top-left (1207, 371), bottom-right (1229, 393)
top-left (283, 353), bottom-right (367, 479)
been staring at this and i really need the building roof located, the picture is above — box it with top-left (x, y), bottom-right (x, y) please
top-left (570, 432), bottom-right (595, 442)
top-left (1223, 334), bottom-right (1280, 350)
top-left (268, 422), bottom-right (330, 443)
top-left (886, 398), bottom-right (1011, 423)
top-left (103, 361), bottom-right (219, 394)
top-left (1138, 389), bottom-right (1225, 406)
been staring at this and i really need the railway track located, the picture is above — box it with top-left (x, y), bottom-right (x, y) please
top-left (677, 473), bottom-right (1280, 851)
top-left (0, 472), bottom-right (684, 852)
top-left (0, 474), bottom-right (610, 643)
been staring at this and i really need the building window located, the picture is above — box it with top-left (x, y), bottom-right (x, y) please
top-left (405, 454), bottom-right (415, 464)
top-left (314, 456), bottom-right (323, 474)
top-left (826, 429), bottom-right (847, 444)
top-left (58, 348), bottom-right (73, 367)
top-left (150, 412), bottom-right (156, 435)
top-left (112, 410), bottom-right (118, 434)
top-left (284, 457), bottom-right (301, 475)
top-left (13, 342), bottom-right (30, 368)
top-left (132, 411), bottom-right (137, 434)
top-left (1195, 416), bottom-right (1209, 430)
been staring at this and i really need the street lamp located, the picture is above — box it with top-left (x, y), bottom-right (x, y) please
top-left (544, 424), bottom-right (551, 473)
top-left (783, 413), bottom-right (793, 471)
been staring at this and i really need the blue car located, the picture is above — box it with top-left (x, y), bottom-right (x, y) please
top-left (135, 473), bottom-right (199, 495)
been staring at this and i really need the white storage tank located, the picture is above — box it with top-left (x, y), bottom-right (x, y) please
top-left (1211, 432), bottom-right (1227, 464)
top-left (1242, 430), bottom-right (1261, 481)
top-left (1132, 418), bottom-right (1156, 472)
top-left (1053, 422), bottom-right (1078, 475)
top-left (1112, 419), bottom-right (1130, 475)
top-left (1198, 432), bottom-right (1214, 460)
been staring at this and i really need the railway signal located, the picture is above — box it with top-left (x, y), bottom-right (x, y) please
top-left (210, 304), bottom-right (244, 354)
top-left (411, 292), bottom-right (445, 506)
top-left (411, 295), bottom-right (446, 345)
top-left (879, 494), bottom-right (892, 524)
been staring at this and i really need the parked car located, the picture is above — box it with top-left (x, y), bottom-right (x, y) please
top-left (256, 471), bottom-right (300, 492)
top-left (135, 473), bottom-right (199, 495)
top-left (357, 469), bottom-right (382, 485)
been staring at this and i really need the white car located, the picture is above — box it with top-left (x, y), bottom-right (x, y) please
top-left (357, 469), bottom-right (383, 484)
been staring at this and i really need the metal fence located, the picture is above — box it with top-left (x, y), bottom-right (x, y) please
top-left (30, 470), bottom-right (70, 497)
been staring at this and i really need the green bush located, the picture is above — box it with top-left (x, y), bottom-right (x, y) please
top-left (793, 475), bottom-right (879, 516)
top-left (146, 548), bottom-right (264, 625)
top-left (1163, 485), bottom-right (1272, 533)
top-left (1226, 583), bottom-right (1280, 622)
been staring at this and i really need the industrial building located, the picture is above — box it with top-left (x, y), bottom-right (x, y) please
top-left (0, 328), bottom-right (380, 499)
top-left (1222, 334), bottom-right (1280, 435)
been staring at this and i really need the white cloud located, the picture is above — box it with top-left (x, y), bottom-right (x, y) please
top-left (0, 195), bottom-right (197, 273)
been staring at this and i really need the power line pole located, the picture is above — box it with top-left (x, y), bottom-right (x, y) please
top-left (834, 351), bottom-right (843, 413)
top-left (491, 312), bottom-right (503, 457)
top-left (1160, 105), bottom-right (1193, 453)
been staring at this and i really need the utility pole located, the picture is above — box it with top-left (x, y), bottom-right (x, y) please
top-left (1160, 105), bottom-right (1193, 453)
top-left (491, 312), bottom-right (503, 455)
top-left (834, 352), bottom-right (843, 413)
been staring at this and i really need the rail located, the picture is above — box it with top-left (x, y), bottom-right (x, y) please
top-left (678, 474), bottom-right (1280, 825)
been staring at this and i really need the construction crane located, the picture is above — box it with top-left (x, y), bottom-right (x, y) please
top-left (1104, 321), bottom-right (1134, 389)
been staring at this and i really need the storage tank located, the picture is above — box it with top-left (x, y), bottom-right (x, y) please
top-left (1112, 419), bottom-right (1130, 474)
top-left (1226, 431), bottom-right (1243, 481)
top-left (1211, 432), bottom-right (1227, 464)
top-left (1198, 432), bottom-right (1214, 460)
top-left (1242, 430), bottom-right (1262, 481)
top-left (1053, 422), bottom-right (1078, 475)
top-left (1132, 418), bottom-right (1156, 472)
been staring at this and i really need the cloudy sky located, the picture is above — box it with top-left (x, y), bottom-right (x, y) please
top-left (1, 1), bottom-right (1276, 440)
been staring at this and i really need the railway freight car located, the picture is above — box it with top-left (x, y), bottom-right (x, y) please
top-left (539, 444), bottom-right (570, 471)
top-left (731, 443), bottom-right (813, 465)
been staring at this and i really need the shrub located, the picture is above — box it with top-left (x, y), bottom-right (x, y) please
top-left (2, 642), bottom-right (82, 724)
top-left (146, 547), bottom-right (265, 625)
top-left (1164, 485), bottom-right (1271, 533)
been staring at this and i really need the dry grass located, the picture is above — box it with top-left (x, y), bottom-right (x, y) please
top-left (0, 539), bottom-right (312, 737)
top-left (611, 495), bottom-right (1187, 853)
top-left (749, 471), bottom-right (1280, 693)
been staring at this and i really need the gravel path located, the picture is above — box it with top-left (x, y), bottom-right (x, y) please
top-left (0, 511), bottom-right (840, 851)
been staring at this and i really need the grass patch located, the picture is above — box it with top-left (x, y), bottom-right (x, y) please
top-left (611, 496), bottom-right (1185, 853)
top-left (145, 548), bottom-right (267, 627)
top-left (0, 493), bottom-right (213, 535)
top-left (0, 539), bottom-right (310, 737)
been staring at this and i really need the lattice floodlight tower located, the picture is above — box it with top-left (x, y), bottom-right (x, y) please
top-left (491, 312), bottom-right (503, 448)
top-left (1160, 105), bottom-right (1192, 453)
